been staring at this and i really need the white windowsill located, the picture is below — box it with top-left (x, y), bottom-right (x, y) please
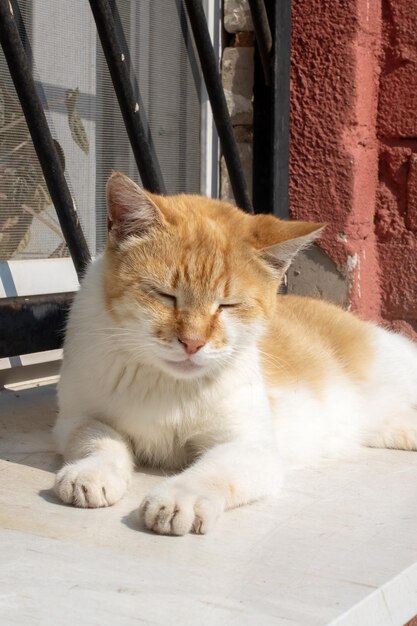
top-left (0, 383), bottom-right (416, 626)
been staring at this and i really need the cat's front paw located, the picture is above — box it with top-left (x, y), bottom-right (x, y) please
top-left (139, 483), bottom-right (224, 536)
top-left (55, 459), bottom-right (130, 508)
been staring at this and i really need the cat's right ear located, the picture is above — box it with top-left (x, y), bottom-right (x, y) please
top-left (106, 172), bottom-right (163, 243)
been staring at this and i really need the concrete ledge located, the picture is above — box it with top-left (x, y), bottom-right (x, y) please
top-left (1, 385), bottom-right (417, 625)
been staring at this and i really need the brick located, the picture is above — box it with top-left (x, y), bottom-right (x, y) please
top-left (406, 154), bottom-right (417, 232)
top-left (379, 242), bottom-right (417, 319)
top-left (378, 66), bottom-right (417, 137)
top-left (232, 32), bottom-right (255, 47)
top-left (377, 0), bottom-right (417, 137)
top-left (222, 47), bottom-right (254, 125)
top-left (220, 141), bottom-right (252, 205)
top-left (231, 125), bottom-right (253, 143)
top-left (223, 0), bottom-right (253, 33)
top-left (379, 146), bottom-right (411, 187)
top-left (375, 148), bottom-right (417, 241)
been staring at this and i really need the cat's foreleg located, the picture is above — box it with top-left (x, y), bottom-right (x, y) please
top-left (139, 440), bottom-right (282, 535)
top-left (54, 418), bottom-right (134, 508)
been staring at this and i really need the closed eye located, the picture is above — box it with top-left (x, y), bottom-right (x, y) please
top-left (218, 302), bottom-right (240, 311)
top-left (155, 290), bottom-right (177, 306)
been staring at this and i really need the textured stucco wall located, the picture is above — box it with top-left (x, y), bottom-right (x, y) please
top-left (289, 0), bottom-right (417, 339)
top-left (222, 0), bottom-right (417, 338)
top-left (289, 0), bottom-right (383, 323)
top-left (375, 0), bottom-right (417, 338)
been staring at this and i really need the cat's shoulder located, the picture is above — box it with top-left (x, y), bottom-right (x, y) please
top-left (270, 293), bottom-right (373, 339)
top-left (262, 295), bottom-right (375, 387)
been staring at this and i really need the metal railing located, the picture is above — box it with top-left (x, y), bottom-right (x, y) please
top-left (88, 0), bottom-right (166, 194)
top-left (0, 0), bottom-right (291, 359)
top-left (253, 0), bottom-right (291, 218)
top-left (0, 0), bottom-right (91, 279)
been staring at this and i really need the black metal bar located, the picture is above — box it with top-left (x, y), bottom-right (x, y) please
top-left (173, 0), bottom-right (204, 107)
top-left (253, 0), bottom-right (291, 218)
top-left (247, 0), bottom-right (273, 85)
top-left (9, 0), bottom-right (32, 67)
top-left (108, 0), bottom-right (165, 191)
top-left (252, 50), bottom-right (270, 215)
top-left (0, 293), bottom-right (74, 358)
top-left (183, 0), bottom-right (253, 214)
top-left (272, 0), bottom-right (291, 218)
top-left (88, 0), bottom-right (166, 194)
top-left (0, 0), bottom-right (91, 278)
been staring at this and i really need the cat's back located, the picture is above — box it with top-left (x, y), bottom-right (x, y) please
top-left (261, 295), bottom-right (375, 389)
top-left (261, 294), bottom-right (417, 464)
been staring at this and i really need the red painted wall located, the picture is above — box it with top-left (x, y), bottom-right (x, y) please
top-left (289, 0), bottom-right (417, 339)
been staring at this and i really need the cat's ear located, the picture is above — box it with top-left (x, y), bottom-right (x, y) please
top-left (250, 216), bottom-right (325, 276)
top-left (106, 172), bottom-right (163, 243)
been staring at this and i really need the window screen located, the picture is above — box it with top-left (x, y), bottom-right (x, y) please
top-left (0, 0), bottom-right (203, 261)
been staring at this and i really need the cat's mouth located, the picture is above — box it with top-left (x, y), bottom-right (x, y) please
top-left (163, 358), bottom-right (203, 372)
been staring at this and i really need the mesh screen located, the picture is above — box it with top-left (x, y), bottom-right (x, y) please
top-left (0, 0), bottom-right (202, 260)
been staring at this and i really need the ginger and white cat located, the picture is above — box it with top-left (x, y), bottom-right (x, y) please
top-left (54, 172), bottom-right (417, 535)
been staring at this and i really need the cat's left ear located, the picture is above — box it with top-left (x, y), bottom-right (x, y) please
top-left (250, 215), bottom-right (325, 276)
top-left (106, 172), bottom-right (164, 243)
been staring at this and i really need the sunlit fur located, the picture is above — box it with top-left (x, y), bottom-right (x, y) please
top-left (54, 173), bottom-right (417, 535)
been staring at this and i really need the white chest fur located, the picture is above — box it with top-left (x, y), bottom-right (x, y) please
top-left (59, 305), bottom-right (272, 470)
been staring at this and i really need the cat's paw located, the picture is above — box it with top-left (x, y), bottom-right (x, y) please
top-left (55, 459), bottom-right (130, 508)
top-left (139, 483), bottom-right (224, 536)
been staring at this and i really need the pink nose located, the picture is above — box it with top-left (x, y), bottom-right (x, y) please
top-left (178, 337), bottom-right (206, 355)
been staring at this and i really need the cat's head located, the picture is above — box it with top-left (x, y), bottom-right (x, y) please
top-left (103, 172), bottom-right (323, 380)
